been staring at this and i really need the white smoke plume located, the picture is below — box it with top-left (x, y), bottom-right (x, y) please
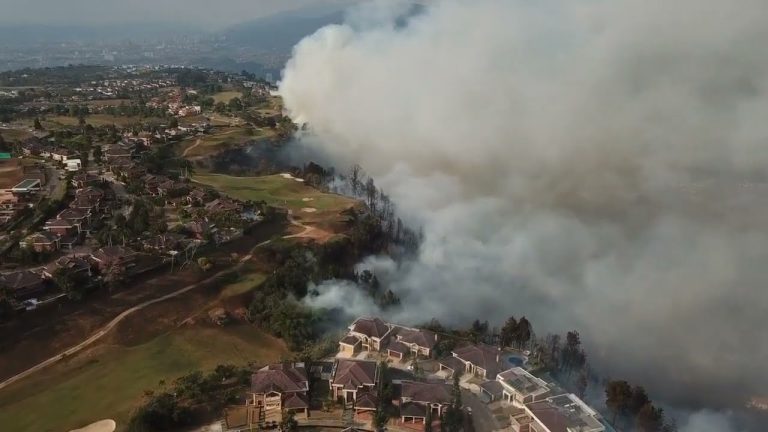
top-left (279, 0), bottom-right (768, 422)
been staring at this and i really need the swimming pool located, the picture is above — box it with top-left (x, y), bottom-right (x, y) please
top-left (506, 355), bottom-right (527, 368)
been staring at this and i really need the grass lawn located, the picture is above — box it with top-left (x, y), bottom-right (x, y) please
top-left (180, 127), bottom-right (260, 158)
top-left (0, 325), bottom-right (289, 432)
top-left (192, 173), bottom-right (357, 212)
top-left (212, 91), bottom-right (242, 104)
top-left (220, 272), bottom-right (267, 298)
top-left (0, 128), bottom-right (33, 141)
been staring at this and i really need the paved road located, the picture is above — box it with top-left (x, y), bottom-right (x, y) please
top-left (0, 214), bottom-right (305, 391)
top-left (463, 390), bottom-right (500, 432)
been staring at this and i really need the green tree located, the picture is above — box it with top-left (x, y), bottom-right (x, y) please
top-left (514, 316), bottom-right (532, 348)
top-left (605, 380), bottom-right (632, 426)
top-left (169, 117), bottom-right (179, 129)
top-left (280, 410), bottom-right (298, 432)
top-left (104, 263), bottom-right (127, 292)
top-left (636, 403), bottom-right (665, 432)
top-left (33, 117), bottom-right (43, 130)
top-left (228, 97), bottom-right (243, 111)
top-left (53, 267), bottom-right (90, 301)
top-left (500, 316), bottom-right (518, 347)
top-left (424, 408), bottom-right (433, 432)
top-left (92, 145), bottom-right (102, 163)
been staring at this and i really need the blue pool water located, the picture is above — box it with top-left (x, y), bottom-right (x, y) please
top-left (507, 356), bottom-right (525, 367)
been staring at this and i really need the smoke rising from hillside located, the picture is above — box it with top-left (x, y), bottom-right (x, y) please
top-left (280, 0), bottom-right (768, 422)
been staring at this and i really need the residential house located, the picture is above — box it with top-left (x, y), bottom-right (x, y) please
top-left (44, 256), bottom-right (93, 278)
top-left (509, 393), bottom-right (605, 432)
top-left (339, 317), bottom-right (393, 355)
top-left (104, 142), bottom-right (133, 160)
top-left (394, 327), bottom-right (438, 358)
top-left (50, 148), bottom-right (71, 162)
top-left (185, 219), bottom-right (210, 239)
top-left (44, 218), bottom-right (76, 237)
top-left (90, 245), bottom-right (137, 272)
top-left (75, 186), bottom-right (105, 202)
top-left (329, 359), bottom-right (379, 405)
top-left (439, 343), bottom-right (505, 379)
top-left (72, 173), bottom-right (101, 188)
top-left (70, 196), bottom-right (100, 213)
top-left (142, 233), bottom-right (184, 254)
top-left (0, 270), bottom-right (46, 300)
top-left (397, 380), bottom-right (453, 424)
top-left (247, 363), bottom-right (309, 417)
top-left (157, 179), bottom-right (182, 197)
top-left (186, 188), bottom-right (207, 206)
top-left (494, 367), bottom-right (550, 407)
top-left (205, 198), bottom-right (242, 213)
top-left (0, 200), bottom-right (26, 225)
top-left (57, 208), bottom-right (89, 232)
top-left (21, 231), bottom-right (60, 253)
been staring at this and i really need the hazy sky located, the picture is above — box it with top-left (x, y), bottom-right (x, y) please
top-left (0, 0), bottom-right (358, 29)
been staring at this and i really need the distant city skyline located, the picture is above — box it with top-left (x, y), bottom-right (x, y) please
top-left (0, 0), bottom-right (359, 30)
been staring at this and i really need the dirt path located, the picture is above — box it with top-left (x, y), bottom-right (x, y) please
top-left (182, 137), bottom-right (202, 158)
top-left (0, 220), bottom-right (300, 391)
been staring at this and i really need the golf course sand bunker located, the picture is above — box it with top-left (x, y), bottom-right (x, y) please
top-left (302, 197), bottom-right (314, 201)
top-left (301, 207), bottom-right (317, 213)
top-left (69, 419), bottom-right (116, 432)
top-left (280, 172), bottom-right (305, 182)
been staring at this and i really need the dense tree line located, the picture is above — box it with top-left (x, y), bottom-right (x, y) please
top-left (605, 380), bottom-right (677, 432)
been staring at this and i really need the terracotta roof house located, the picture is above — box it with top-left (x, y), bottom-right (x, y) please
top-left (70, 196), bottom-right (100, 213)
top-left (21, 231), bottom-right (60, 253)
top-left (385, 340), bottom-right (410, 361)
top-left (510, 394), bottom-right (605, 432)
top-left (205, 198), bottom-right (242, 213)
top-left (104, 143), bottom-right (133, 160)
top-left (439, 343), bottom-right (505, 379)
top-left (50, 148), bottom-right (71, 161)
top-left (186, 188), bottom-right (207, 206)
top-left (0, 270), bottom-right (46, 300)
top-left (397, 380), bottom-right (453, 424)
top-left (57, 208), bottom-right (89, 232)
top-left (248, 363), bottom-right (309, 417)
top-left (44, 218), bottom-right (76, 237)
top-left (330, 359), bottom-right (379, 405)
top-left (339, 317), bottom-right (393, 355)
top-left (395, 327), bottom-right (438, 358)
top-left (494, 367), bottom-right (550, 407)
top-left (45, 256), bottom-right (93, 278)
top-left (72, 173), bottom-right (101, 189)
top-left (75, 186), bottom-right (105, 201)
top-left (142, 233), bottom-right (184, 253)
top-left (90, 245), bottom-right (137, 271)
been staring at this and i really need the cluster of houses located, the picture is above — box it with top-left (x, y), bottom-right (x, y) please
top-left (222, 317), bottom-right (606, 432)
top-left (21, 181), bottom-right (105, 253)
top-left (73, 78), bottom-right (176, 99)
top-left (0, 245), bottom-right (136, 305)
top-left (342, 317), bottom-right (605, 432)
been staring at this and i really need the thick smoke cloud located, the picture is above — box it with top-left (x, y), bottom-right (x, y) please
top-left (280, 0), bottom-right (768, 419)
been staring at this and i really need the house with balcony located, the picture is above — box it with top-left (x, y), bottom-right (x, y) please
top-left (338, 317), bottom-right (393, 356)
top-left (329, 359), bottom-right (379, 407)
top-left (397, 380), bottom-right (452, 425)
top-left (247, 363), bottom-right (309, 418)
